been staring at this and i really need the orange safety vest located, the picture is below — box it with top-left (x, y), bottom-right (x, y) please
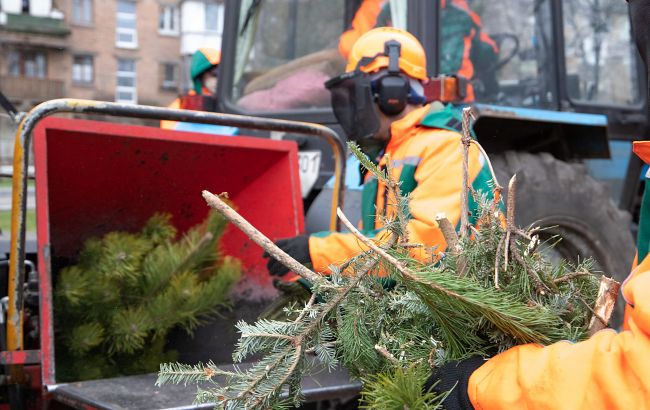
top-left (160, 88), bottom-right (212, 130)
top-left (308, 104), bottom-right (489, 274)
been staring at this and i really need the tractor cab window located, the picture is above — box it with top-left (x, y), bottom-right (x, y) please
top-left (563, 0), bottom-right (641, 105)
top-left (232, 0), bottom-right (347, 112)
top-left (440, 0), bottom-right (556, 108)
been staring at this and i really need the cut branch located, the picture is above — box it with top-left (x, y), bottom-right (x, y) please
top-left (588, 276), bottom-right (621, 335)
top-left (436, 213), bottom-right (467, 277)
top-left (459, 107), bottom-right (473, 239)
top-left (202, 190), bottom-right (324, 286)
top-left (436, 213), bottom-right (459, 251)
top-left (375, 344), bottom-right (400, 365)
top-left (337, 208), bottom-right (472, 302)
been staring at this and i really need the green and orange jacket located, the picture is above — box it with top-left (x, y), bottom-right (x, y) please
top-left (466, 141), bottom-right (650, 409)
top-left (308, 103), bottom-right (495, 274)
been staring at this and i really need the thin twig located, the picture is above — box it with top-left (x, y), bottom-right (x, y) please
top-left (510, 241), bottom-right (548, 295)
top-left (375, 344), bottom-right (400, 365)
top-left (294, 293), bottom-right (318, 323)
top-left (553, 271), bottom-right (592, 285)
top-left (202, 190), bottom-right (324, 286)
top-left (494, 235), bottom-right (505, 289)
top-left (337, 208), bottom-right (468, 300)
top-left (305, 341), bottom-right (339, 354)
top-left (577, 294), bottom-right (607, 328)
top-left (240, 333), bottom-right (294, 341)
top-left (384, 155), bottom-right (410, 244)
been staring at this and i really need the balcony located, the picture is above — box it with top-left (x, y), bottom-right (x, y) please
top-left (0, 76), bottom-right (65, 102)
top-left (0, 12), bottom-right (70, 48)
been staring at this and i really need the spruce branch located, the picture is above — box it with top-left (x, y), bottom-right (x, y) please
top-left (202, 190), bottom-right (325, 286)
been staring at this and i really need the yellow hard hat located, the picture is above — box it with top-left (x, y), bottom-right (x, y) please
top-left (345, 27), bottom-right (427, 80)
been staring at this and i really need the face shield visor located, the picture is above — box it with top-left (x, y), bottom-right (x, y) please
top-left (325, 70), bottom-right (382, 142)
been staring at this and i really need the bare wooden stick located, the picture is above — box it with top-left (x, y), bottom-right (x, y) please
top-left (436, 213), bottom-right (459, 251)
top-left (436, 213), bottom-right (468, 277)
top-left (202, 190), bottom-right (324, 286)
top-left (588, 276), bottom-right (621, 335)
top-left (459, 108), bottom-right (473, 239)
top-left (506, 174), bottom-right (517, 229)
top-left (337, 207), bottom-right (470, 299)
top-left (375, 344), bottom-right (400, 365)
top-left (494, 235), bottom-right (505, 289)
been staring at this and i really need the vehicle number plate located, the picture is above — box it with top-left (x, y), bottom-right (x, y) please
top-left (298, 151), bottom-right (321, 198)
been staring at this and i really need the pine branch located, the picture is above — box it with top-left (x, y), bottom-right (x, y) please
top-left (337, 207), bottom-right (560, 347)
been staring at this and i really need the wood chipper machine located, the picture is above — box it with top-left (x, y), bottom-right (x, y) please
top-left (0, 99), bottom-right (359, 409)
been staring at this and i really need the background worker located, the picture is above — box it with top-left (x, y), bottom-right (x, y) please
top-left (424, 2), bottom-right (650, 407)
top-left (161, 48), bottom-right (220, 130)
top-left (264, 27), bottom-right (495, 277)
top-left (161, 47), bottom-right (237, 135)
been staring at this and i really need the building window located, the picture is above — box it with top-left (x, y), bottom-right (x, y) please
top-left (158, 5), bottom-right (179, 35)
top-left (160, 63), bottom-right (178, 90)
top-left (72, 55), bottom-right (94, 85)
top-left (205, 2), bottom-right (224, 33)
top-left (22, 0), bottom-right (30, 13)
top-left (7, 50), bottom-right (46, 78)
top-left (116, 58), bottom-right (136, 103)
top-left (116, 0), bottom-right (137, 48)
top-left (72, 0), bottom-right (93, 25)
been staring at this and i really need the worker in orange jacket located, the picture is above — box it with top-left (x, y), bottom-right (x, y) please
top-left (161, 47), bottom-right (220, 130)
top-left (424, 2), bottom-right (650, 406)
top-left (264, 28), bottom-right (495, 277)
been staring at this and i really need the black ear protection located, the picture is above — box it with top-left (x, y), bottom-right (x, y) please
top-left (374, 40), bottom-right (410, 115)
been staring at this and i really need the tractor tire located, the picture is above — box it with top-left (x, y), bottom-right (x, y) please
top-left (491, 152), bottom-right (635, 329)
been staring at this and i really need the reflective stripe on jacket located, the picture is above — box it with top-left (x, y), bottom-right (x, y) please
top-left (308, 104), bottom-right (494, 274)
top-left (467, 141), bottom-right (650, 409)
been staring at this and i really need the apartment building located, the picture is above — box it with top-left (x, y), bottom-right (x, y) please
top-left (0, 0), bottom-right (188, 110)
top-left (59, 0), bottom-right (182, 106)
top-left (0, 0), bottom-right (69, 110)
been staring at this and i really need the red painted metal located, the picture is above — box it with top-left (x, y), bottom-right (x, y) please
top-left (0, 350), bottom-right (41, 365)
top-left (32, 117), bottom-right (304, 386)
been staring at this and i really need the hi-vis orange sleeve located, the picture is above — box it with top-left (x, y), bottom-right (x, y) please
top-left (308, 129), bottom-right (482, 274)
top-left (468, 256), bottom-right (650, 409)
